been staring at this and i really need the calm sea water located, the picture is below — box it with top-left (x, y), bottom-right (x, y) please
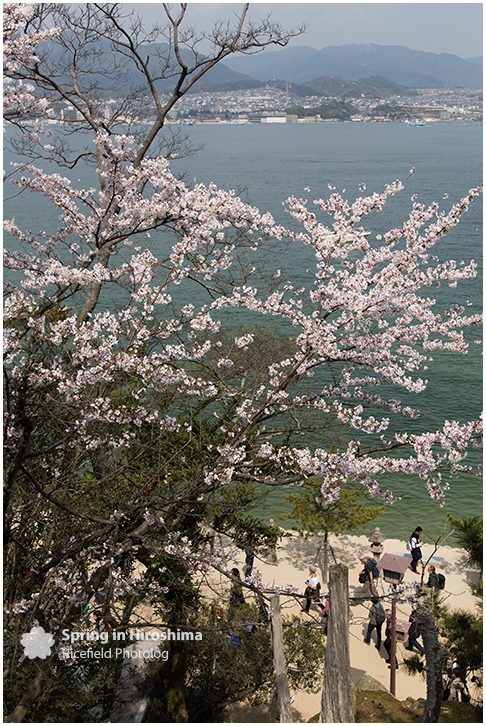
top-left (4, 121), bottom-right (483, 542)
top-left (168, 122), bottom-right (483, 542)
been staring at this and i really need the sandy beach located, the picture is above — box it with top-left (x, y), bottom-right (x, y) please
top-left (220, 529), bottom-right (479, 723)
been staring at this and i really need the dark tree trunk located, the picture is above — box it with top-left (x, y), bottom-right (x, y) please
top-left (162, 641), bottom-right (188, 722)
top-left (320, 564), bottom-right (355, 723)
top-left (415, 589), bottom-right (448, 723)
top-left (4, 668), bottom-right (47, 723)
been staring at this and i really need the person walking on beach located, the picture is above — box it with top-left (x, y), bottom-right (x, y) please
top-left (426, 564), bottom-right (439, 590)
top-left (229, 567), bottom-right (245, 606)
top-left (408, 526), bottom-right (423, 573)
top-left (448, 652), bottom-right (460, 678)
top-left (303, 566), bottom-right (320, 613)
top-left (364, 596), bottom-right (385, 649)
top-left (449, 674), bottom-right (469, 702)
top-left (244, 542), bottom-right (256, 578)
top-left (358, 554), bottom-right (378, 598)
top-left (383, 610), bottom-right (398, 668)
top-left (267, 519), bottom-right (278, 563)
top-left (405, 608), bottom-right (424, 655)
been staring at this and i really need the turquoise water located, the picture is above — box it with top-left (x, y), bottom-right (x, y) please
top-left (168, 122), bottom-right (483, 542)
top-left (4, 122), bottom-right (483, 542)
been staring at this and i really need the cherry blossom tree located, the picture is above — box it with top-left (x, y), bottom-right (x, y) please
top-left (3, 4), bottom-right (305, 720)
top-left (3, 3), bottom-right (482, 722)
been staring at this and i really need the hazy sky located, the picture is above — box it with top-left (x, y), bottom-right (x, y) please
top-left (126, 2), bottom-right (483, 59)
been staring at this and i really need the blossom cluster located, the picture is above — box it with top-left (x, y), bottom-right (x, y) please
top-left (3, 4), bottom-right (59, 123)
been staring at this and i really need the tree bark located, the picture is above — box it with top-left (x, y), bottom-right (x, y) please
top-left (4, 667), bottom-right (47, 723)
top-left (320, 564), bottom-right (355, 723)
top-left (162, 641), bottom-right (188, 722)
top-left (270, 594), bottom-right (293, 723)
top-left (390, 599), bottom-right (397, 695)
top-left (416, 589), bottom-right (448, 723)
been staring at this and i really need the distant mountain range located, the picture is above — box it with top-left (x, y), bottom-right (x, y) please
top-left (45, 40), bottom-right (481, 99)
top-left (96, 41), bottom-right (483, 93)
top-left (221, 43), bottom-right (482, 89)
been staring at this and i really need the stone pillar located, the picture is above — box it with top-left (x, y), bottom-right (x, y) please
top-left (270, 594), bottom-right (293, 723)
top-left (320, 564), bottom-right (355, 723)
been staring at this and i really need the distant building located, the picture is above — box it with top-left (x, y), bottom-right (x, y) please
top-left (61, 107), bottom-right (81, 122)
top-left (262, 113), bottom-right (287, 124)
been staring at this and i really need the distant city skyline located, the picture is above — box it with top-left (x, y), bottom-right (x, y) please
top-left (125, 3), bottom-right (483, 59)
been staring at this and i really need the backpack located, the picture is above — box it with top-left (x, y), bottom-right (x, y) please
top-left (369, 558), bottom-right (379, 579)
top-left (437, 573), bottom-right (446, 590)
top-left (358, 559), bottom-right (379, 583)
top-left (407, 532), bottom-right (420, 551)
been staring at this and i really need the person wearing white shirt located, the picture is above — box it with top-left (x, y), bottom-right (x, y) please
top-left (408, 526), bottom-right (424, 574)
top-left (303, 566), bottom-right (320, 613)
